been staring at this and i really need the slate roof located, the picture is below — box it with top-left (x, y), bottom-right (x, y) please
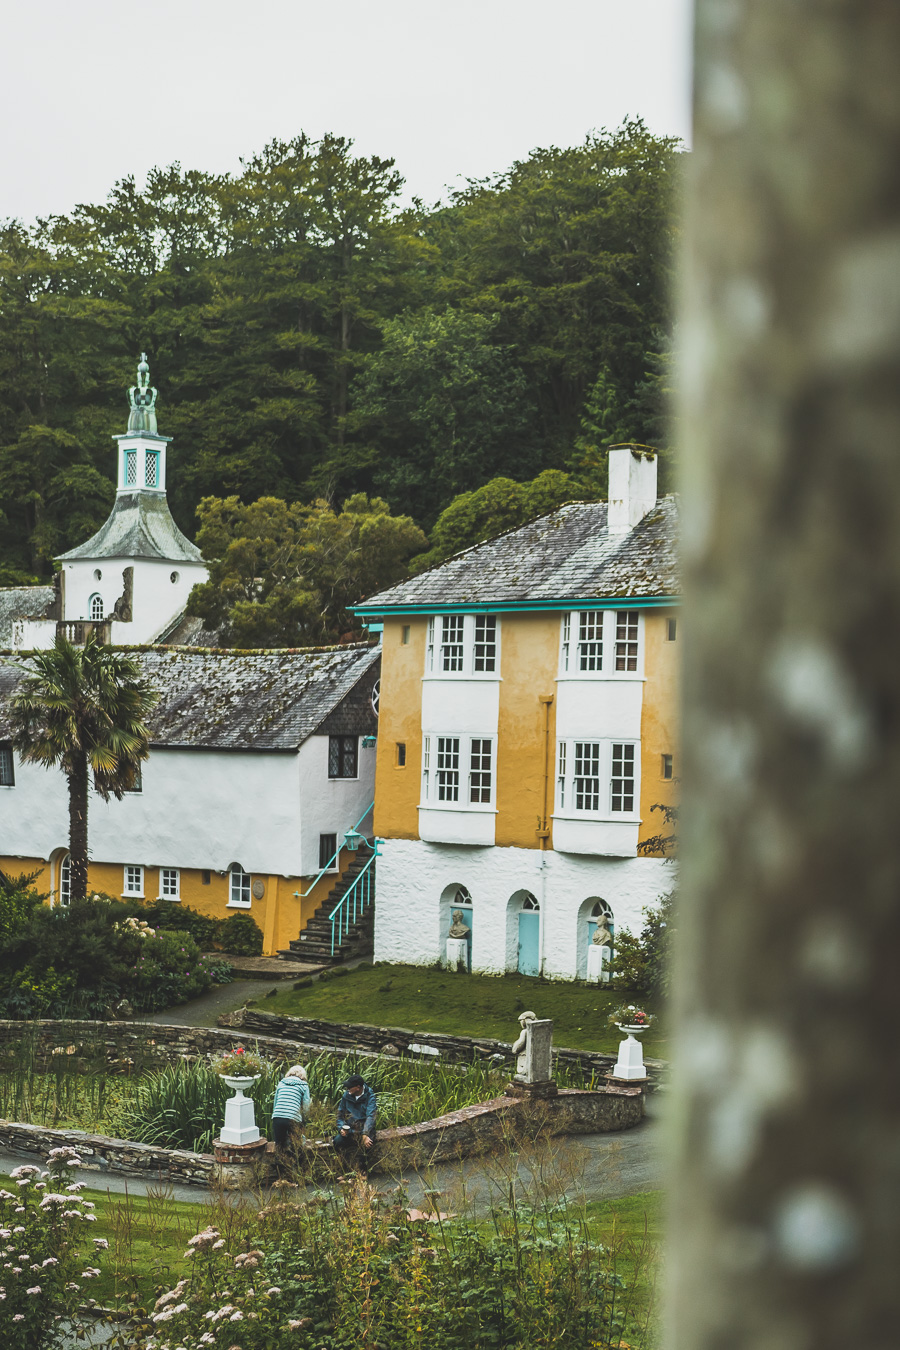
top-left (356, 497), bottom-right (679, 613)
top-left (0, 643), bottom-right (381, 751)
top-left (56, 492), bottom-right (203, 563)
top-left (0, 586), bottom-right (56, 648)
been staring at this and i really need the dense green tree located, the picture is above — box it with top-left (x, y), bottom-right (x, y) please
top-left (9, 637), bottom-right (157, 904)
top-left (186, 492), bottom-right (425, 646)
top-left (352, 307), bottom-right (540, 524)
top-left (410, 468), bottom-right (584, 572)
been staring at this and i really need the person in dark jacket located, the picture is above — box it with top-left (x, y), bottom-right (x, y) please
top-left (334, 1074), bottom-right (377, 1168)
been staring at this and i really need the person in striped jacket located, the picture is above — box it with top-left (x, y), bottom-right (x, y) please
top-left (271, 1064), bottom-right (310, 1149)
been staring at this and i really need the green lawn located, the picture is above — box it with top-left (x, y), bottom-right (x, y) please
top-left (258, 962), bottom-right (667, 1058)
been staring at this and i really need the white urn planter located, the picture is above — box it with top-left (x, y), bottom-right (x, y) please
top-left (219, 1074), bottom-right (261, 1145)
top-left (612, 1023), bottom-right (651, 1081)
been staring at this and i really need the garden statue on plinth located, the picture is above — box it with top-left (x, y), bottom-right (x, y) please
top-left (505, 1011), bottom-right (557, 1098)
top-left (608, 1006), bottom-right (653, 1082)
top-left (211, 1045), bottom-right (271, 1188)
top-left (587, 918), bottom-right (613, 984)
top-left (445, 909), bottom-right (470, 971)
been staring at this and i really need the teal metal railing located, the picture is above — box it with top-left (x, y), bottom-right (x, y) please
top-left (329, 848), bottom-right (378, 956)
top-left (294, 801), bottom-right (374, 899)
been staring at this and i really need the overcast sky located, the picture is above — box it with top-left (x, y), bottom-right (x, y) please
top-left (2, 0), bottom-right (693, 223)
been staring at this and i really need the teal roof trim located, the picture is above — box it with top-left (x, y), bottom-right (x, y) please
top-left (352, 595), bottom-right (680, 619)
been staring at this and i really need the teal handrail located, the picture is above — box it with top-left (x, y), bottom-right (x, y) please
top-left (294, 801), bottom-right (374, 899)
top-left (329, 849), bottom-right (378, 956)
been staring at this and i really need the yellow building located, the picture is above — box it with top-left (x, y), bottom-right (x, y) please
top-left (353, 447), bottom-right (678, 979)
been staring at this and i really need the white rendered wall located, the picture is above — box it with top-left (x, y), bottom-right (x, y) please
top-left (372, 836), bottom-right (672, 980)
top-left (63, 557), bottom-right (207, 643)
top-left (421, 679), bottom-right (500, 735)
top-left (555, 677), bottom-right (643, 741)
top-left (11, 620), bottom-right (55, 651)
top-left (297, 735), bottom-right (377, 876)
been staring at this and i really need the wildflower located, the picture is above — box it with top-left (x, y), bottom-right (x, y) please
top-left (92, 1239), bottom-right (109, 1251)
top-left (229, 1310), bottom-right (244, 1321)
top-left (65, 1183), bottom-right (85, 1193)
top-left (42, 1257), bottom-right (60, 1266)
top-left (9, 1166), bottom-right (41, 1180)
top-left (81, 1267), bottom-right (101, 1279)
top-left (212, 1238), bottom-right (225, 1249)
top-left (266, 1286), bottom-right (281, 1296)
top-left (11, 1315), bottom-right (23, 1322)
top-left (26, 1285), bottom-right (41, 1294)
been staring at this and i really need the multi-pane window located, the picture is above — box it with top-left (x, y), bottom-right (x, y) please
top-left (469, 739), bottom-right (492, 803)
top-left (145, 451), bottom-right (159, 488)
top-left (440, 615), bottom-right (465, 672)
top-left (0, 743), bottom-right (14, 787)
top-left (422, 735), bottom-right (431, 799)
top-left (161, 867), bottom-right (180, 899)
top-left (58, 854), bottom-right (71, 907)
top-left (556, 742), bottom-right (567, 809)
top-left (561, 610), bottom-right (641, 675)
top-left (578, 612), bottom-right (604, 671)
top-left (230, 864), bottom-right (251, 907)
top-left (89, 594), bottom-right (104, 620)
top-left (436, 737), bottom-right (460, 802)
top-left (574, 742), bottom-right (602, 811)
top-left (124, 450), bottom-right (137, 486)
top-left (328, 735), bottom-right (358, 779)
top-left (319, 833), bottom-right (338, 870)
top-left (473, 617), bottom-right (497, 673)
top-left (425, 615), bottom-right (500, 675)
top-left (615, 611), bottom-right (639, 671)
top-left (611, 743), bottom-right (636, 812)
top-left (123, 865), bottom-right (144, 896)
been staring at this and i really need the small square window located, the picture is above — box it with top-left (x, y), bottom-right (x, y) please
top-left (662, 753), bottom-right (674, 780)
top-left (328, 735), bottom-right (358, 779)
top-left (401, 625), bottom-right (411, 645)
top-left (319, 833), bottom-right (338, 870)
top-left (161, 867), bottom-right (180, 899)
top-left (201, 869), bottom-right (211, 885)
top-left (396, 742), bottom-right (407, 767)
top-left (123, 865), bottom-right (144, 896)
top-left (667, 618), bottom-right (677, 642)
top-left (0, 744), bottom-right (14, 787)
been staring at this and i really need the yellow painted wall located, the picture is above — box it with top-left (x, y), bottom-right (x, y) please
top-left (373, 618), bottom-right (427, 841)
top-left (638, 610), bottom-right (680, 853)
top-left (0, 851), bottom-right (354, 957)
top-left (495, 614), bottom-right (559, 850)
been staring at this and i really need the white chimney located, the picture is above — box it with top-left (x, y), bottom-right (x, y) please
top-left (607, 446), bottom-right (658, 533)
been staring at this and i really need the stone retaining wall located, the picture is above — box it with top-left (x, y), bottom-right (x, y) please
top-left (221, 1007), bottom-right (666, 1086)
top-left (0, 1120), bottom-right (215, 1185)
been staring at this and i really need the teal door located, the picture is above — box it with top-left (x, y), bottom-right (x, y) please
top-left (518, 911), bottom-right (540, 976)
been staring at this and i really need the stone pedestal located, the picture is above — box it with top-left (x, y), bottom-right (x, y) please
top-left (220, 1082), bottom-right (260, 1145)
top-left (212, 1136), bottom-right (271, 1189)
top-left (524, 1019), bottom-right (554, 1082)
top-left (504, 1078), bottom-right (559, 1099)
top-left (612, 1030), bottom-right (647, 1081)
top-left (445, 937), bottom-right (469, 971)
top-left (587, 944), bottom-right (611, 983)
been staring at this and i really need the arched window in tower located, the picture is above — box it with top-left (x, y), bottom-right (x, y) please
top-left (89, 594), bottom-right (104, 621)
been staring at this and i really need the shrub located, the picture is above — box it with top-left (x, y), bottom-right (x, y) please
top-left (140, 898), bottom-right (222, 950)
top-left (219, 910), bottom-right (264, 955)
top-left (0, 1147), bottom-right (105, 1347)
top-left (610, 889), bottom-right (676, 1001)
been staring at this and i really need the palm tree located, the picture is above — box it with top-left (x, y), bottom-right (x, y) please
top-left (10, 635), bottom-right (157, 905)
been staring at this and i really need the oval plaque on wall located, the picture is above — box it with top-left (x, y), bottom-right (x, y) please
top-left (251, 879), bottom-right (266, 900)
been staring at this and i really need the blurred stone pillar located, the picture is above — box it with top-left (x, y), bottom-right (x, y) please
top-left (674, 3), bottom-right (900, 1347)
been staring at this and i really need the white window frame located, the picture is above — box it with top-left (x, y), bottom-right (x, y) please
top-left (555, 739), bottom-right (640, 820)
top-left (159, 867), bottom-right (180, 900)
top-left (89, 593), bottom-right (104, 621)
top-left (229, 864), bottom-right (252, 908)
top-left (58, 853), bottom-right (71, 907)
top-left (423, 614), bottom-right (501, 678)
top-left (123, 864), bottom-right (144, 898)
top-left (421, 733), bottom-right (497, 811)
top-left (558, 610), bottom-right (643, 678)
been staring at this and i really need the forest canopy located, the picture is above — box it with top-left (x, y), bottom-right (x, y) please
top-left (0, 121), bottom-right (681, 597)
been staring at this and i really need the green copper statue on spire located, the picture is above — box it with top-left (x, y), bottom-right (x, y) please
top-left (127, 352), bottom-right (158, 434)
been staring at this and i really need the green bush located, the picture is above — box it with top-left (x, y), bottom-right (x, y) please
top-left (610, 889), bottom-right (676, 1001)
top-left (140, 898), bottom-right (221, 950)
top-left (219, 910), bottom-right (264, 955)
